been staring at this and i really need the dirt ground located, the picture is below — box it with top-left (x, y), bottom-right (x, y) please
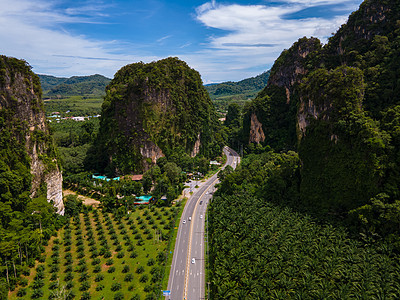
top-left (63, 189), bottom-right (101, 207)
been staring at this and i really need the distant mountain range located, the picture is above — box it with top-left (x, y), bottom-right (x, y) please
top-left (39, 74), bottom-right (111, 98)
top-left (38, 71), bottom-right (270, 111)
top-left (205, 71), bottom-right (270, 111)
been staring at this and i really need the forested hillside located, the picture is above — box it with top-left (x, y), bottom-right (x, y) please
top-left (39, 74), bottom-right (110, 98)
top-left (210, 0), bottom-right (400, 298)
top-left (87, 57), bottom-right (224, 175)
top-left (205, 71), bottom-right (270, 111)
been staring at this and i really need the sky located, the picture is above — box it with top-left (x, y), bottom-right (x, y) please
top-left (0, 0), bottom-right (364, 83)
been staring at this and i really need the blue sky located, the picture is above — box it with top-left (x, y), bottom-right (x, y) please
top-left (0, 0), bottom-right (363, 83)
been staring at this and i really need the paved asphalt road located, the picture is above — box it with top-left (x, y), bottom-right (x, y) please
top-left (166, 146), bottom-right (240, 300)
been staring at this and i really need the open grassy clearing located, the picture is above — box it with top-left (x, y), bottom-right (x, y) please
top-left (44, 95), bottom-right (103, 116)
top-left (9, 205), bottom-right (179, 300)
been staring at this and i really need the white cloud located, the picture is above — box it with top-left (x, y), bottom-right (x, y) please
top-left (0, 0), bottom-right (157, 77)
top-left (192, 1), bottom-right (359, 82)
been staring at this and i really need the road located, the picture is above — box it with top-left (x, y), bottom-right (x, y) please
top-left (166, 146), bottom-right (240, 300)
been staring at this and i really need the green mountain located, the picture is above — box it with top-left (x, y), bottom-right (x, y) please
top-left (205, 71), bottom-right (270, 111)
top-left (39, 74), bottom-right (111, 97)
top-left (239, 0), bottom-right (400, 233)
top-left (87, 57), bottom-right (224, 175)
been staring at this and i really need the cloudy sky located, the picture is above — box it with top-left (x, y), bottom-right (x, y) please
top-left (0, 0), bottom-right (363, 83)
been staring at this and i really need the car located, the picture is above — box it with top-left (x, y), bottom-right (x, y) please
top-left (191, 258), bottom-right (195, 264)
top-left (200, 215), bottom-right (203, 219)
top-left (182, 220), bottom-right (186, 224)
top-left (188, 217), bottom-right (192, 221)
top-left (199, 201), bottom-right (203, 205)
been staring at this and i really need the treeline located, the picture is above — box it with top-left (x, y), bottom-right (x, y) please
top-left (39, 74), bottom-right (110, 98)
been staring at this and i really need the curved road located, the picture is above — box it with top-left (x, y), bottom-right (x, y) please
top-left (166, 146), bottom-right (240, 300)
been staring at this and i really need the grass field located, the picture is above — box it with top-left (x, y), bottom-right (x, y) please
top-left (44, 95), bottom-right (103, 116)
top-left (9, 205), bottom-right (180, 300)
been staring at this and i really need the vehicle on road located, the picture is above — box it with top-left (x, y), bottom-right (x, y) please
top-left (199, 201), bottom-right (203, 205)
top-left (188, 217), bottom-right (191, 221)
top-left (200, 215), bottom-right (203, 218)
top-left (191, 258), bottom-right (195, 264)
top-left (182, 220), bottom-right (186, 224)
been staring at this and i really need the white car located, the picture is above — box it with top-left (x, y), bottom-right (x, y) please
top-left (191, 258), bottom-right (195, 264)
top-left (182, 220), bottom-right (186, 224)
top-left (200, 215), bottom-right (203, 219)
top-left (188, 217), bottom-right (192, 221)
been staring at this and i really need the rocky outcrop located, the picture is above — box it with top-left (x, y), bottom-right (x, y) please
top-left (0, 55), bottom-right (64, 214)
top-left (93, 57), bottom-right (221, 174)
top-left (249, 113), bottom-right (265, 144)
top-left (267, 37), bottom-right (321, 103)
top-left (191, 134), bottom-right (201, 157)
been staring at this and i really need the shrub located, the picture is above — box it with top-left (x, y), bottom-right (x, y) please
top-left (79, 272), bottom-right (89, 281)
top-left (130, 294), bottom-right (140, 300)
top-left (94, 274), bottom-right (104, 282)
top-left (93, 265), bottom-right (101, 273)
top-left (16, 288), bottom-right (27, 297)
top-left (19, 278), bottom-right (28, 287)
top-left (136, 266), bottom-right (145, 274)
top-left (111, 282), bottom-right (121, 291)
top-left (124, 273), bottom-right (133, 282)
top-left (92, 258), bottom-right (101, 265)
top-left (31, 288), bottom-right (43, 299)
top-left (122, 265), bottom-right (130, 273)
top-left (49, 281), bottom-right (58, 290)
top-left (108, 266), bottom-right (116, 273)
top-left (117, 252), bottom-right (125, 258)
top-left (130, 251), bottom-right (138, 259)
top-left (64, 272), bottom-right (74, 281)
top-left (106, 259), bottom-right (114, 266)
top-left (104, 251), bottom-right (112, 258)
top-left (96, 284), bottom-right (104, 291)
top-left (147, 258), bottom-right (155, 266)
top-left (50, 273), bottom-right (58, 281)
top-left (114, 292), bottom-right (124, 300)
top-left (116, 245), bottom-right (122, 251)
top-left (79, 281), bottom-right (90, 291)
top-left (139, 274), bottom-right (149, 283)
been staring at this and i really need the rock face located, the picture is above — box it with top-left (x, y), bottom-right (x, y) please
top-left (249, 112), bottom-right (265, 144)
top-left (92, 57), bottom-right (221, 175)
top-left (0, 56), bottom-right (64, 214)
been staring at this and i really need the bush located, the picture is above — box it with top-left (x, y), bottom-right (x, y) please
top-left (117, 252), bottom-right (125, 258)
top-left (106, 259), bottom-right (114, 265)
top-left (64, 272), bottom-right (74, 281)
top-left (92, 258), bottom-right (101, 265)
top-left (122, 265), bottom-right (130, 273)
top-left (111, 282), bottom-right (121, 291)
top-left (114, 292), bottom-right (124, 300)
top-left (147, 258), bottom-right (155, 266)
top-left (130, 251), bottom-right (138, 259)
top-left (108, 266), bottom-right (116, 273)
top-left (104, 251), bottom-right (112, 258)
top-left (96, 284), bottom-right (104, 291)
top-left (16, 288), bottom-right (27, 297)
top-left (136, 266), bottom-right (145, 274)
top-left (93, 265), bottom-right (101, 273)
top-left (79, 281), bottom-right (90, 291)
top-left (49, 281), bottom-right (59, 290)
top-left (31, 288), bottom-right (43, 299)
top-left (130, 294), bottom-right (140, 300)
top-left (139, 274), bottom-right (149, 283)
top-left (124, 273), bottom-right (134, 282)
top-left (50, 273), bottom-right (58, 281)
top-left (95, 274), bottom-right (104, 282)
